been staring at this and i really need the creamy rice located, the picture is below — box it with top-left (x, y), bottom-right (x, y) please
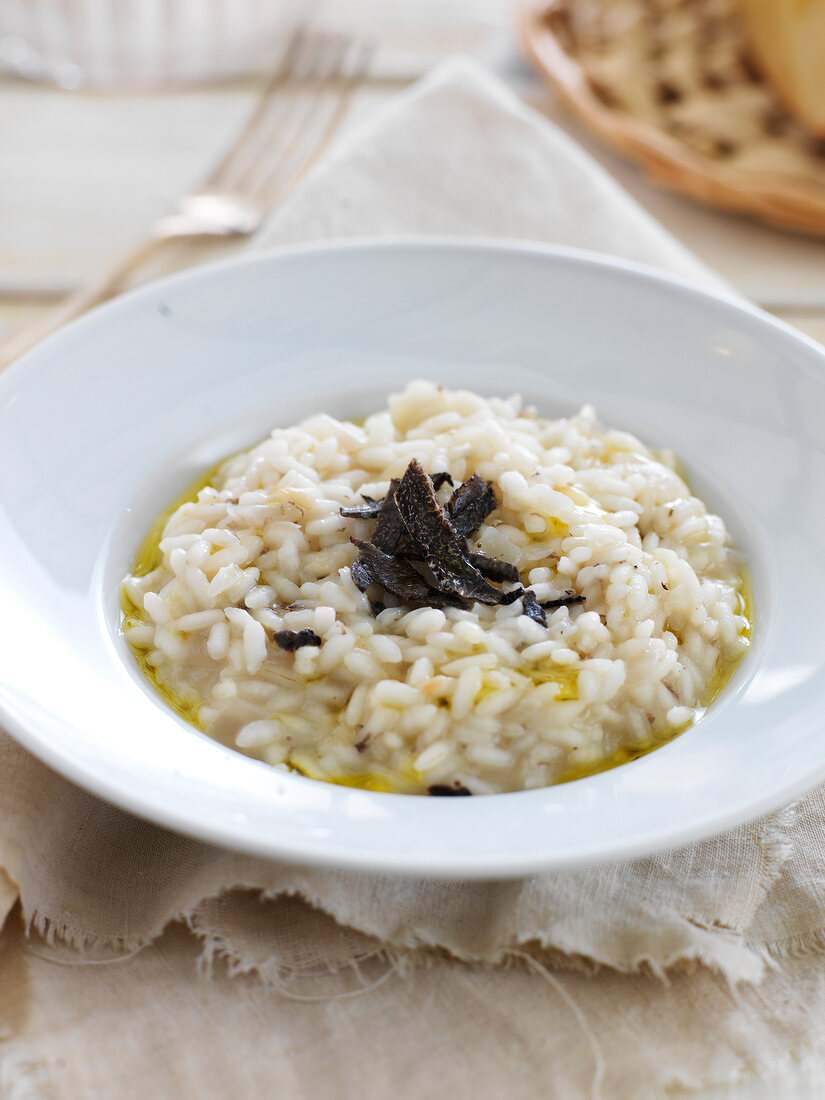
top-left (121, 382), bottom-right (750, 795)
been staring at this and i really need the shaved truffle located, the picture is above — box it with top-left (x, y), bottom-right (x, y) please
top-left (541, 593), bottom-right (586, 610)
top-left (341, 460), bottom-right (548, 619)
top-left (430, 472), bottom-right (454, 491)
top-left (273, 629), bottom-right (322, 651)
top-left (521, 589), bottom-right (547, 627)
top-left (340, 495), bottom-right (383, 520)
top-left (446, 475), bottom-right (497, 538)
top-left (350, 538), bottom-right (432, 602)
top-left (395, 460), bottom-right (506, 605)
top-left (428, 784), bottom-right (473, 796)
top-left (370, 478), bottom-right (408, 555)
top-left (467, 552), bottom-right (521, 585)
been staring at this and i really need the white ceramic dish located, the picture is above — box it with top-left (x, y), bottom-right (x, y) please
top-left (1, 240), bottom-right (823, 878)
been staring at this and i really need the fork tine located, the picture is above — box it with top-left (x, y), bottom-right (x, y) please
top-left (227, 32), bottom-right (351, 203)
top-left (199, 23), bottom-right (310, 194)
top-left (249, 38), bottom-right (374, 210)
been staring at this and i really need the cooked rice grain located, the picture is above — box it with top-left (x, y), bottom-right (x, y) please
top-left (121, 381), bottom-right (750, 794)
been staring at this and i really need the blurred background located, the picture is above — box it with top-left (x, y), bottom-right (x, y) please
top-left (1, 0), bottom-right (823, 353)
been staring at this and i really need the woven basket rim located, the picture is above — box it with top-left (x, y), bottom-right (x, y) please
top-left (518, 0), bottom-right (825, 237)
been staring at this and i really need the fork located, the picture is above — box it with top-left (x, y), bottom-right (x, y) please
top-left (0, 29), bottom-right (372, 370)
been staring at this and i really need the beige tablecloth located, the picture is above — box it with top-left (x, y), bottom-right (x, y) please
top-left (3, 59), bottom-right (825, 1099)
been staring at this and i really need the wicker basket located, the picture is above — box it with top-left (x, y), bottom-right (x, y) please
top-left (518, 0), bottom-right (825, 236)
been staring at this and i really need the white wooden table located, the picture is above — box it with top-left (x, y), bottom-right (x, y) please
top-left (1, 0), bottom-right (823, 347)
top-left (1, 3), bottom-right (824, 1096)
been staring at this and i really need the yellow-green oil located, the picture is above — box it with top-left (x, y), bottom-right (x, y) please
top-left (121, 460), bottom-right (229, 730)
top-left (556, 570), bottom-right (753, 784)
top-left (288, 756), bottom-right (422, 794)
top-left (122, 448), bottom-right (753, 795)
top-left (119, 434), bottom-right (420, 794)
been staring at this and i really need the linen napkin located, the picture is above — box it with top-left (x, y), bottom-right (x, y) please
top-left (3, 57), bottom-right (825, 1099)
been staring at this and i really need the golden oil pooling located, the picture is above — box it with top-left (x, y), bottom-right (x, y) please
top-left (557, 571), bottom-right (752, 784)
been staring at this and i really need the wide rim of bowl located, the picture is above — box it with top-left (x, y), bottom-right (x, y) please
top-left (1, 236), bottom-right (824, 878)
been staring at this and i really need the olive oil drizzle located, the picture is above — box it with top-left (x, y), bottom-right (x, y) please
top-left (121, 459), bottom-right (233, 730)
top-left (556, 570), bottom-right (753, 785)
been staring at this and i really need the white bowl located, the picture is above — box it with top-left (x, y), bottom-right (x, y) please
top-left (1, 240), bottom-right (823, 878)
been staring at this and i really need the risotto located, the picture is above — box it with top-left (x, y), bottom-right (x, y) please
top-left (121, 382), bottom-right (750, 795)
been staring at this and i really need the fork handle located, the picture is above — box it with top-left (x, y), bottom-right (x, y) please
top-left (0, 234), bottom-right (170, 371)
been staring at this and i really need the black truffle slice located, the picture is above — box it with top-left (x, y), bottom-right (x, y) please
top-left (340, 495), bottom-right (383, 520)
top-left (467, 552), bottom-right (520, 585)
top-left (428, 784), bottom-right (473, 796)
top-left (350, 538), bottom-right (432, 602)
top-left (394, 460), bottom-right (506, 605)
top-left (273, 629), bottom-right (322, 651)
top-left (350, 558), bottom-right (375, 593)
top-left (370, 478), bottom-right (408, 555)
top-left (446, 475), bottom-right (497, 538)
top-left (541, 593), bottom-right (586, 610)
top-left (352, 539), bottom-right (466, 609)
top-left (340, 461), bottom-right (532, 614)
top-left (521, 589), bottom-right (547, 627)
top-left (342, 473), bottom-right (453, 528)
top-left (430, 472), bottom-right (454, 491)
